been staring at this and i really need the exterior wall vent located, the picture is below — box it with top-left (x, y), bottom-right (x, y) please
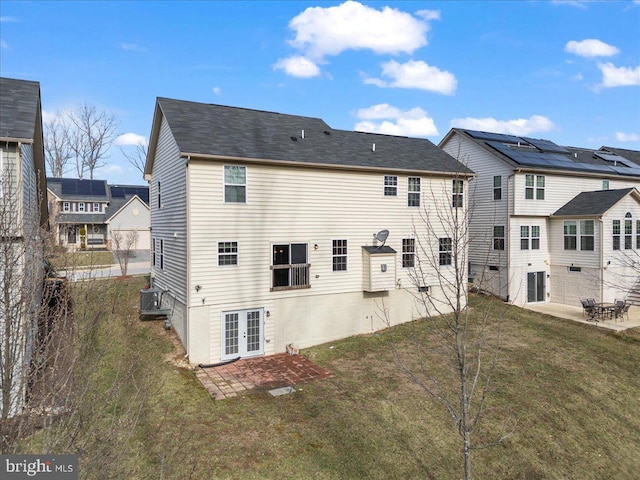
top-left (372, 143), bottom-right (376, 152)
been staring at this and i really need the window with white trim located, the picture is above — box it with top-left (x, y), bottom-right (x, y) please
top-left (218, 241), bottom-right (238, 266)
top-left (452, 179), bottom-right (464, 208)
top-left (625, 213), bottom-right (633, 250)
top-left (493, 226), bottom-right (505, 250)
top-left (402, 238), bottom-right (415, 268)
top-left (384, 175), bottom-right (398, 196)
top-left (564, 221), bottom-right (577, 250)
top-left (78, 202), bottom-right (85, 212)
top-left (408, 177), bottom-right (420, 207)
top-left (521, 226), bottom-right (530, 250)
top-left (636, 220), bottom-right (640, 249)
top-left (332, 239), bottom-right (348, 271)
top-left (224, 165), bottom-right (246, 203)
top-left (63, 202), bottom-right (70, 212)
top-left (613, 220), bottom-right (620, 250)
top-left (493, 175), bottom-right (502, 200)
top-left (439, 238), bottom-right (452, 266)
top-left (272, 243), bottom-right (309, 290)
top-left (580, 220), bottom-right (594, 251)
top-left (531, 225), bottom-right (540, 250)
top-left (525, 174), bottom-right (545, 200)
top-left (602, 180), bottom-right (610, 190)
top-left (93, 202), bottom-right (100, 212)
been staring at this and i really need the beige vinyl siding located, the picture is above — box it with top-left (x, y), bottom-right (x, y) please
top-left (21, 143), bottom-right (39, 237)
top-left (514, 172), bottom-right (640, 217)
top-left (187, 161), bottom-right (457, 308)
top-left (548, 218), bottom-right (601, 269)
top-left (149, 116), bottom-right (188, 305)
top-left (441, 134), bottom-right (511, 268)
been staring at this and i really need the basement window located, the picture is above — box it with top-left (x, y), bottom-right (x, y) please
top-left (568, 266), bottom-right (582, 272)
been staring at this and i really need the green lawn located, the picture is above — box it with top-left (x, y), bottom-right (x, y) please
top-left (49, 250), bottom-right (114, 269)
top-left (19, 278), bottom-right (640, 479)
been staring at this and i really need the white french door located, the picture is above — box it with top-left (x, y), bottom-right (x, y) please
top-left (221, 308), bottom-right (264, 360)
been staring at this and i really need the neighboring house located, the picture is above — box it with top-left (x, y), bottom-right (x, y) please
top-left (439, 128), bottom-right (640, 307)
top-left (0, 77), bottom-right (49, 417)
top-left (47, 178), bottom-right (150, 250)
top-left (144, 97), bottom-right (473, 365)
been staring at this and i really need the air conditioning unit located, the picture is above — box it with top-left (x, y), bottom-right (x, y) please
top-left (140, 288), bottom-right (159, 311)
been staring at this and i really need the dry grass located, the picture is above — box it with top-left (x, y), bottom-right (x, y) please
top-left (22, 280), bottom-right (640, 479)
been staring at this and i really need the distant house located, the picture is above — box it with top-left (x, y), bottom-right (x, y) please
top-left (47, 178), bottom-right (150, 250)
top-left (439, 128), bottom-right (640, 307)
top-left (0, 77), bottom-right (49, 417)
top-left (144, 97), bottom-right (473, 365)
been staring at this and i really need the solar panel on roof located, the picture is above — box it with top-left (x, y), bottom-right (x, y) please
top-left (521, 137), bottom-right (569, 154)
top-left (466, 130), bottom-right (523, 145)
top-left (594, 152), bottom-right (638, 168)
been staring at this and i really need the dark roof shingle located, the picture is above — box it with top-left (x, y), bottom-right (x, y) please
top-left (552, 188), bottom-right (636, 216)
top-left (0, 77), bottom-right (40, 140)
top-left (156, 98), bottom-right (472, 175)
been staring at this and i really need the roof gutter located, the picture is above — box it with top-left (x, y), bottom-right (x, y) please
top-left (182, 152), bottom-right (476, 179)
top-left (0, 136), bottom-right (34, 144)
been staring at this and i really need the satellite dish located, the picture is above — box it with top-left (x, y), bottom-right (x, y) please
top-left (373, 229), bottom-right (389, 249)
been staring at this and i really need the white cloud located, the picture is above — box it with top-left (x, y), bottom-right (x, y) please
top-left (598, 62), bottom-right (640, 88)
top-left (0, 17), bottom-right (19, 22)
top-left (616, 132), bottom-right (640, 142)
top-left (273, 55), bottom-right (321, 78)
top-left (95, 163), bottom-right (124, 175)
top-left (354, 104), bottom-right (439, 137)
top-left (450, 115), bottom-right (555, 136)
top-left (212, 86), bottom-right (222, 95)
top-left (565, 39), bottom-right (619, 57)
top-left (287, 1), bottom-right (435, 61)
top-left (115, 133), bottom-right (148, 147)
top-left (364, 60), bottom-right (457, 95)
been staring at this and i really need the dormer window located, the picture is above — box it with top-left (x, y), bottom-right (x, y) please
top-left (93, 202), bottom-right (100, 212)
top-left (63, 202), bottom-right (70, 212)
top-left (78, 202), bottom-right (85, 212)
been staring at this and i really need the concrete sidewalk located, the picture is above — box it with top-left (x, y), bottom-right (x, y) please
top-left (524, 302), bottom-right (640, 331)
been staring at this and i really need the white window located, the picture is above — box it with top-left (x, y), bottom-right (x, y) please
top-left (613, 220), bottom-right (620, 250)
top-left (521, 226), bottom-right (530, 250)
top-left (93, 202), bottom-right (100, 212)
top-left (493, 175), bottom-right (502, 200)
top-left (408, 177), bottom-right (420, 207)
top-left (224, 165), bottom-right (246, 203)
top-left (78, 202), bottom-right (85, 212)
top-left (525, 174), bottom-right (545, 200)
top-left (384, 175), bottom-right (398, 196)
top-left (531, 226), bottom-right (540, 250)
top-left (493, 226), bottom-right (505, 250)
top-left (63, 202), bottom-right (70, 212)
top-left (402, 238), bottom-right (415, 268)
top-left (521, 226), bottom-right (541, 250)
top-left (332, 240), bottom-right (348, 272)
top-left (218, 241), bottom-right (238, 266)
top-left (602, 180), bottom-right (610, 190)
top-left (439, 238), bottom-right (452, 266)
top-left (452, 179), bottom-right (464, 207)
top-left (564, 220), bottom-right (594, 251)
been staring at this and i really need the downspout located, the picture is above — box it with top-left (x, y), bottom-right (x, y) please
top-left (599, 217), bottom-right (604, 303)
top-left (185, 155), bottom-right (191, 358)
top-left (506, 172), bottom-right (515, 303)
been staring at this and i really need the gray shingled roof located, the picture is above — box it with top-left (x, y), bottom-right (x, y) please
top-left (601, 146), bottom-right (640, 166)
top-left (156, 97), bottom-right (472, 175)
top-left (0, 77), bottom-right (40, 140)
top-left (552, 188), bottom-right (636, 216)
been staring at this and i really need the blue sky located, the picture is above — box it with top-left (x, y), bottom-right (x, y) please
top-left (1, 0), bottom-right (639, 185)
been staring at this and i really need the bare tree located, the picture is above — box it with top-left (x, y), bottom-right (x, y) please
top-left (385, 174), bottom-right (510, 480)
top-left (68, 104), bottom-right (119, 180)
top-left (44, 115), bottom-right (74, 178)
top-left (112, 230), bottom-right (140, 276)
top-left (121, 143), bottom-right (148, 178)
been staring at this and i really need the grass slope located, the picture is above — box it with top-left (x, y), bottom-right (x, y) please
top-left (25, 278), bottom-right (640, 479)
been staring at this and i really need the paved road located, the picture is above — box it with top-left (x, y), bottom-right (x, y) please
top-left (67, 249), bottom-right (151, 282)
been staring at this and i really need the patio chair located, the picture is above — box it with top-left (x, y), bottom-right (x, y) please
top-left (619, 304), bottom-right (630, 321)
top-left (581, 299), bottom-right (597, 320)
top-left (613, 300), bottom-right (626, 319)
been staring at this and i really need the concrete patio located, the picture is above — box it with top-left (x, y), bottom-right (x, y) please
top-left (524, 302), bottom-right (640, 331)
